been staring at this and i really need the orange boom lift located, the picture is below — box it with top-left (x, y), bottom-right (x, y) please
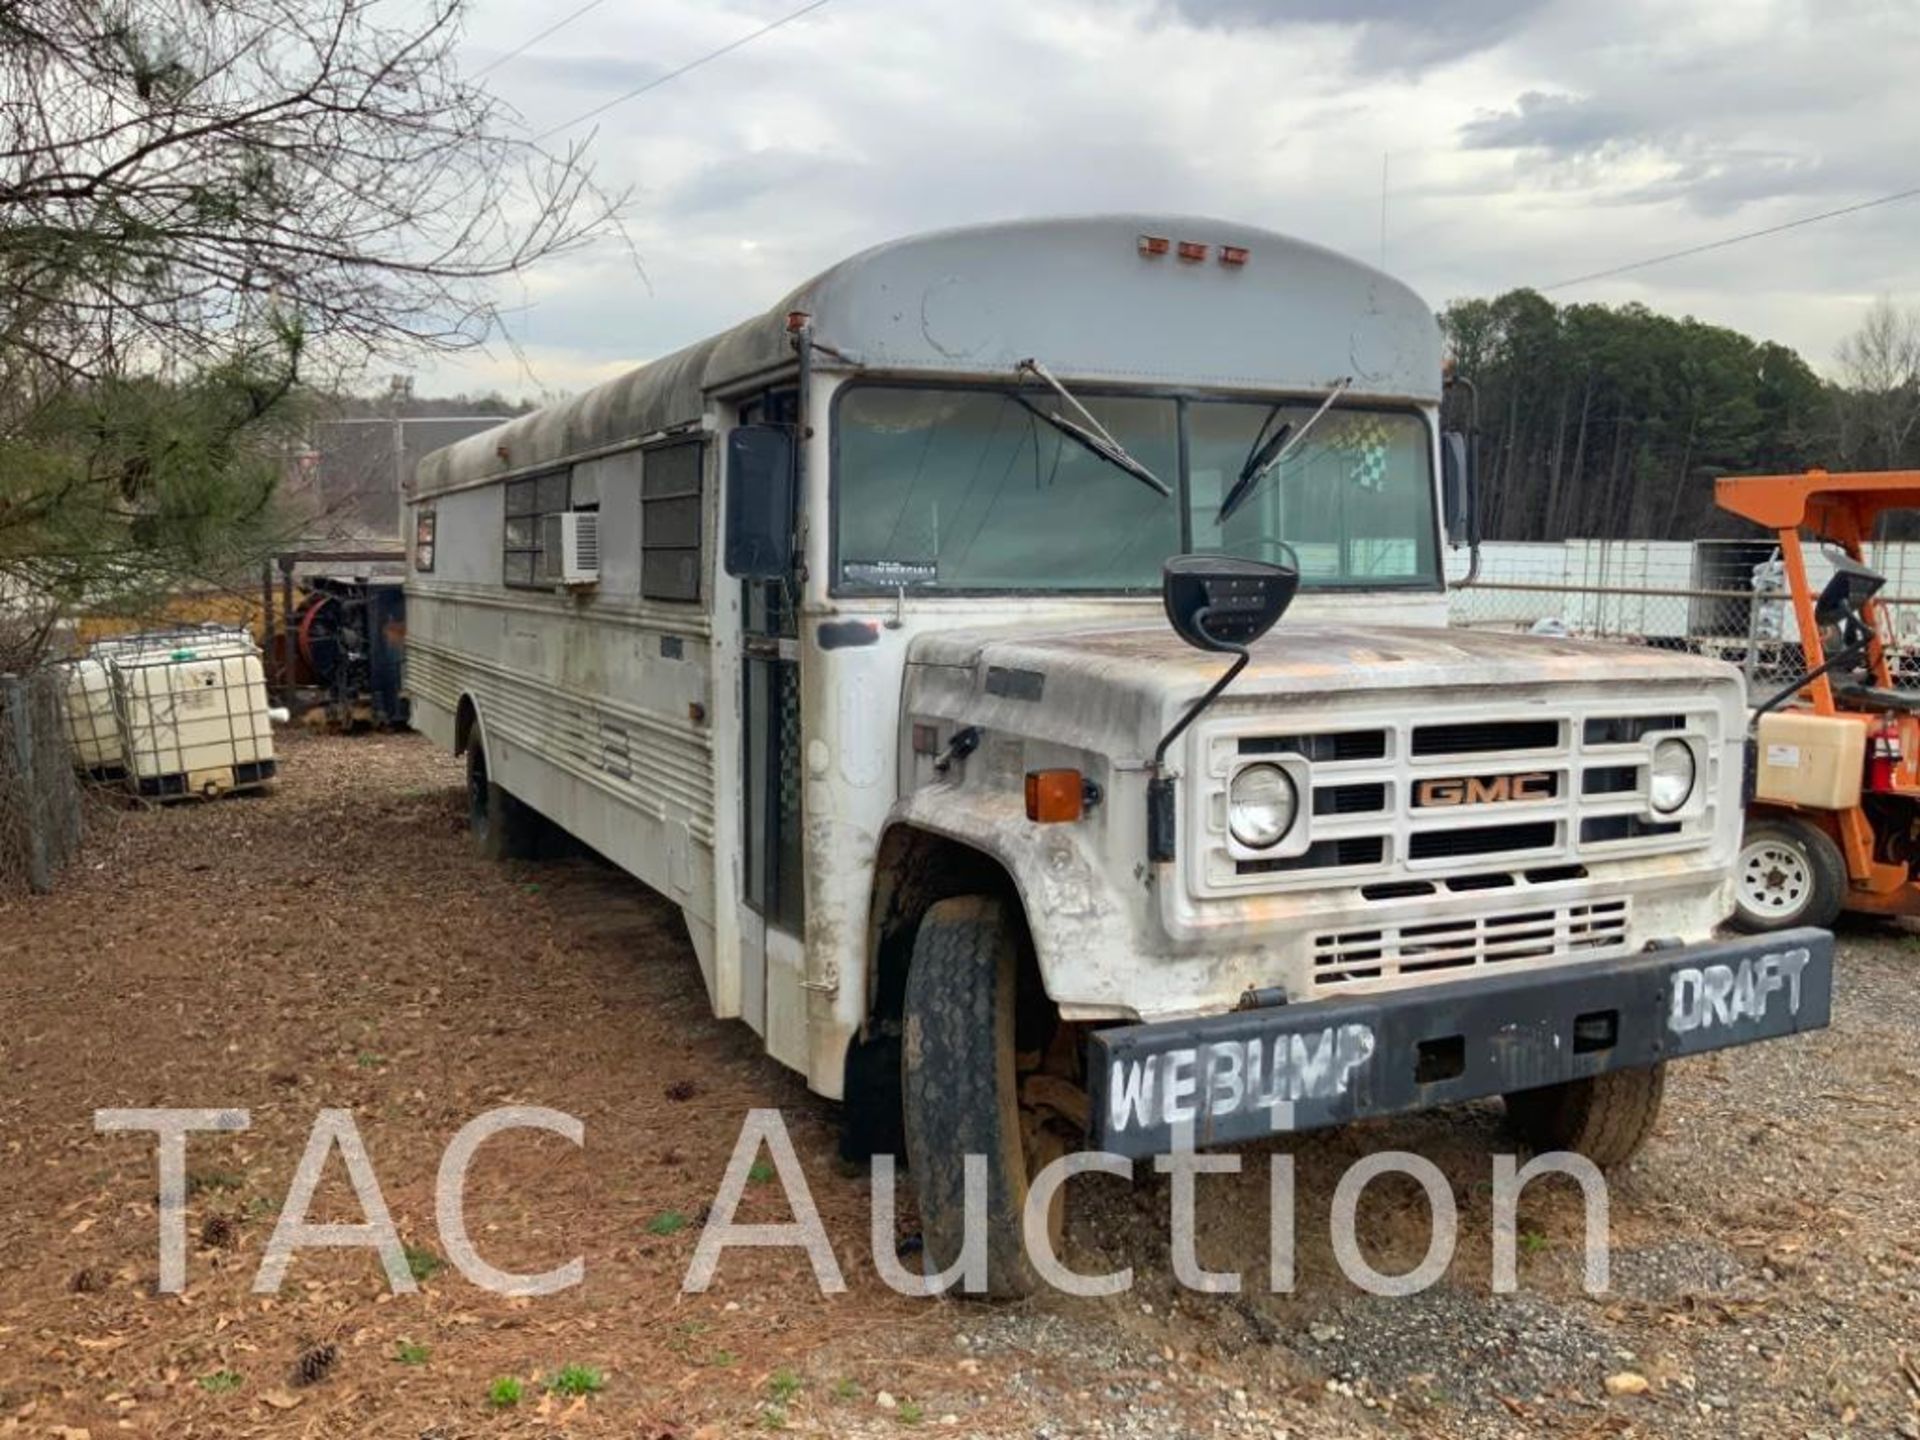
top-left (1716, 468), bottom-right (1920, 930)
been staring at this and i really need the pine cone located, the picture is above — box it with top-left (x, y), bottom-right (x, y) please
top-left (199, 1215), bottom-right (235, 1249)
top-left (294, 1342), bottom-right (338, 1387)
top-left (70, 1266), bottom-right (108, 1294)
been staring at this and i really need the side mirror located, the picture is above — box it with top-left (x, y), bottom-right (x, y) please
top-left (1441, 430), bottom-right (1475, 546)
top-left (723, 424), bottom-right (796, 580)
top-left (1162, 555), bottom-right (1298, 654)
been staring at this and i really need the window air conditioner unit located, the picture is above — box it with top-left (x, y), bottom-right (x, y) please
top-left (539, 511), bottom-right (600, 586)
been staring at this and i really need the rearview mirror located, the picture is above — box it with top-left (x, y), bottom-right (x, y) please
top-left (1162, 555), bottom-right (1299, 654)
top-left (1441, 430), bottom-right (1476, 546)
top-left (1814, 550), bottom-right (1885, 628)
top-left (723, 425), bottom-right (796, 580)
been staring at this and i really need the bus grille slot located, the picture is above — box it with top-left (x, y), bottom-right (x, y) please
top-left (1407, 821), bottom-right (1557, 861)
top-left (1411, 719), bottom-right (1559, 756)
top-left (1311, 900), bottom-right (1631, 990)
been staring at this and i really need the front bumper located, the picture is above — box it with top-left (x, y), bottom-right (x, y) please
top-left (1087, 928), bottom-right (1833, 1157)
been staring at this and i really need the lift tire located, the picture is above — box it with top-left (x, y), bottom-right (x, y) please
top-left (466, 733), bottom-right (543, 862)
top-left (1504, 1062), bottom-right (1666, 1170)
top-left (1729, 815), bottom-right (1846, 934)
top-left (902, 895), bottom-right (1045, 1300)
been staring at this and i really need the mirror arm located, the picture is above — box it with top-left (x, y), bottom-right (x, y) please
top-left (1147, 613), bottom-right (1252, 864)
top-left (785, 320), bottom-right (815, 588)
top-left (1443, 371), bottom-right (1483, 580)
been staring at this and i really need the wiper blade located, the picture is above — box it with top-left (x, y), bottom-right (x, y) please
top-left (1217, 375), bottom-right (1353, 524)
top-left (1009, 394), bottom-right (1172, 497)
top-left (1214, 413), bottom-right (1292, 527)
top-left (1014, 357), bottom-right (1171, 497)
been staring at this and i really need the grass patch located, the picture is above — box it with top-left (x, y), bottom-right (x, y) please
top-left (198, 1370), bottom-right (243, 1394)
top-left (186, 1170), bottom-right (242, 1195)
top-left (394, 1341), bottom-right (429, 1365)
top-left (1519, 1230), bottom-right (1550, 1256)
top-left (747, 1159), bottom-right (776, 1183)
top-left (709, 1349), bottom-right (738, 1368)
top-left (898, 1400), bottom-right (924, 1424)
top-left (767, 1368), bottom-right (802, 1403)
top-left (488, 1376), bottom-right (523, 1408)
top-left (831, 1377), bottom-right (860, 1401)
top-left (544, 1364), bottom-right (605, 1399)
top-left (646, 1210), bottom-right (688, 1236)
top-left (404, 1244), bottom-right (443, 1282)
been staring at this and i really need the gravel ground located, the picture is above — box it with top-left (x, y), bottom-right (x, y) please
top-left (0, 731), bottom-right (1915, 1439)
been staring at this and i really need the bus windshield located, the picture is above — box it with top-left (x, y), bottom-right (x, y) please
top-left (834, 384), bottom-right (1438, 594)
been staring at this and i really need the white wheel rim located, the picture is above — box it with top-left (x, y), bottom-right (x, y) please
top-left (1738, 839), bottom-right (1812, 918)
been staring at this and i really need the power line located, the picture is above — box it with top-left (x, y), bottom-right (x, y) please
top-left (472, 0), bottom-right (614, 80)
top-left (534, 0), bottom-right (832, 144)
top-left (1543, 184), bottom-right (1920, 292)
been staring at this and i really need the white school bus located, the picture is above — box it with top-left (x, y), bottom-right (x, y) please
top-left (406, 216), bottom-right (1831, 1295)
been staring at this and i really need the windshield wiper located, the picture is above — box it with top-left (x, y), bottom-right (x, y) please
top-left (1013, 357), bottom-right (1171, 497)
top-left (1216, 375), bottom-right (1353, 524)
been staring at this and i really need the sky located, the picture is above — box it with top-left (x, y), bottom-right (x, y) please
top-left (421, 0), bottom-right (1920, 398)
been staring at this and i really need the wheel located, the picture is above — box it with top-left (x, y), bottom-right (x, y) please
top-left (1730, 815), bottom-right (1845, 933)
top-left (901, 895), bottom-right (1079, 1299)
top-left (1504, 1063), bottom-right (1666, 1169)
top-left (465, 732), bottom-right (541, 861)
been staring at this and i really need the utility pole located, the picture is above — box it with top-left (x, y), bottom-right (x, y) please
top-left (388, 374), bottom-right (414, 527)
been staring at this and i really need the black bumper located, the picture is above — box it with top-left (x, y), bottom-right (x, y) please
top-left (1087, 928), bottom-right (1833, 1158)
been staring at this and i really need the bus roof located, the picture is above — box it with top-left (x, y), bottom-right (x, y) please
top-left (414, 214), bottom-right (1442, 498)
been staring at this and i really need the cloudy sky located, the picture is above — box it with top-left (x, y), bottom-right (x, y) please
top-left (424, 0), bottom-right (1920, 397)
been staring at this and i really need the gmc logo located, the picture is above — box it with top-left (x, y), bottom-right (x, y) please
top-left (1415, 772), bottom-right (1555, 807)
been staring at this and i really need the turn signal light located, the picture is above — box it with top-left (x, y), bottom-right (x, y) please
top-left (1138, 233), bottom-right (1171, 257)
top-left (1218, 244), bottom-right (1249, 266)
top-left (1177, 240), bottom-right (1208, 262)
top-left (1025, 769), bottom-right (1086, 824)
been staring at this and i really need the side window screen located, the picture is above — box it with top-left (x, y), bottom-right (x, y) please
top-left (642, 439), bottom-right (704, 601)
top-left (503, 470), bottom-right (569, 586)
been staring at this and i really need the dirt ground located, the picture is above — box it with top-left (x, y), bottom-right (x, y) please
top-left (1, 731), bottom-right (1916, 1440)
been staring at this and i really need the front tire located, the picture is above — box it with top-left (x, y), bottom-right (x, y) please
top-left (1730, 815), bottom-right (1845, 933)
top-left (1504, 1063), bottom-right (1666, 1169)
top-left (901, 896), bottom-right (1072, 1300)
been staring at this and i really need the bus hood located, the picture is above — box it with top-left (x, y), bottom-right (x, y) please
top-left (905, 619), bottom-right (1742, 754)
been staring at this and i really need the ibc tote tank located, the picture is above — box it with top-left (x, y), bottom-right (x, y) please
top-left (61, 657), bottom-right (126, 777)
top-left (109, 628), bottom-right (277, 799)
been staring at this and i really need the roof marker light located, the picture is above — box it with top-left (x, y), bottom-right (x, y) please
top-left (1219, 244), bottom-right (1250, 266)
top-left (1138, 233), bottom-right (1171, 257)
top-left (1177, 240), bottom-right (1208, 262)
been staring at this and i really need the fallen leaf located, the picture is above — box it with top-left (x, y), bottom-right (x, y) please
top-left (1606, 1372), bottom-right (1651, 1398)
top-left (259, 1389), bottom-right (303, 1411)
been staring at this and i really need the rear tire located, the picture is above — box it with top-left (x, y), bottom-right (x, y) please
top-left (902, 895), bottom-right (1070, 1300)
top-left (1504, 1063), bottom-right (1666, 1169)
top-left (1730, 815), bottom-right (1845, 933)
top-left (466, 732), bottom-right (541, 861)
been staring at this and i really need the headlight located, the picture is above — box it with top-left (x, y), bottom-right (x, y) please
top-left (1649, 738), bottom-right (1696, 814)
top-left (1229, 763), bottom-right (1297, 849)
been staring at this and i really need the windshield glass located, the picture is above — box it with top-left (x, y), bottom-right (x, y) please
top-left (1188, 400), bottom-right (1438, 586)
top-left (836, 387), bottom-right (1181, 590)
top-left (834, 384), bottom-right (1437, 592)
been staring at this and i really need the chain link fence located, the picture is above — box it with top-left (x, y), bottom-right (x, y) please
top-left (1447, 539), bottom-right (1920, 693)
top-left (0, 668), bottom-right (84, 896)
